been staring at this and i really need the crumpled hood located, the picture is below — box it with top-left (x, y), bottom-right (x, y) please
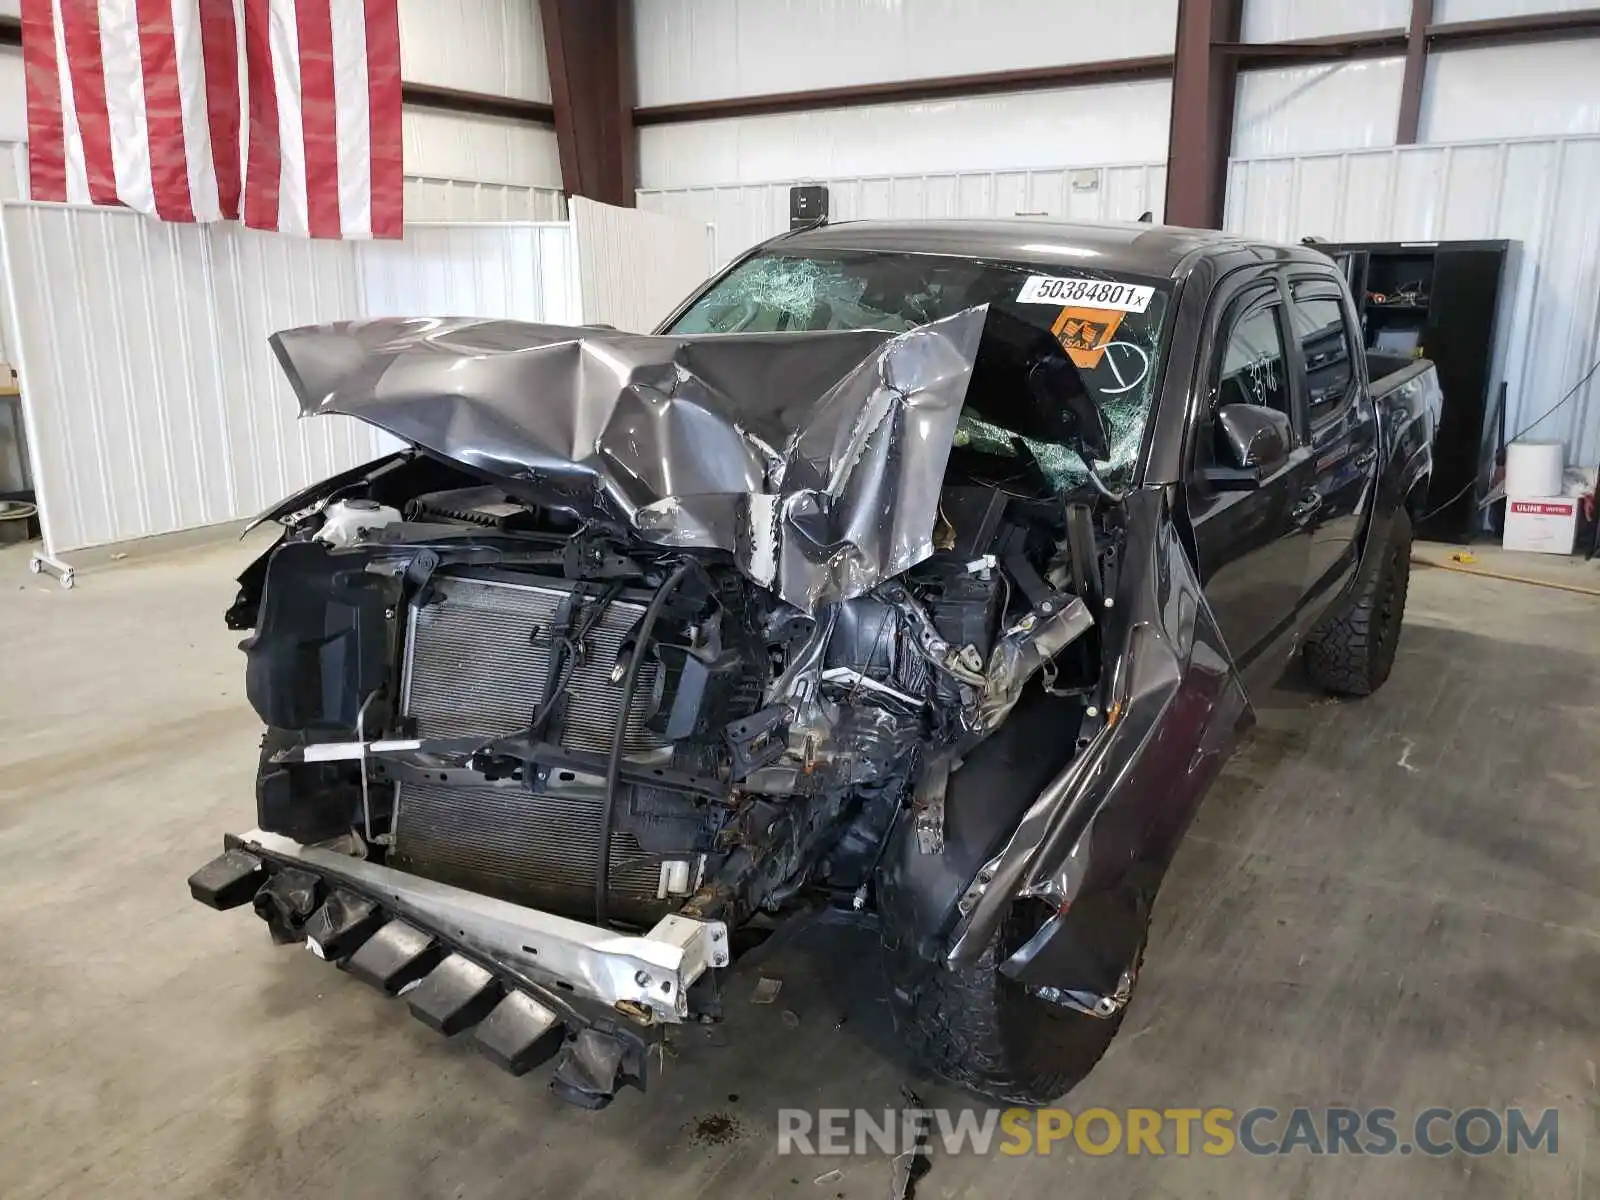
top-left (270, 310), bottom-right (986, 611)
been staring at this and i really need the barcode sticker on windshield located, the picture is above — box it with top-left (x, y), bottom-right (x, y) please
top-left (1016, 275), bottom-right (1155, 312)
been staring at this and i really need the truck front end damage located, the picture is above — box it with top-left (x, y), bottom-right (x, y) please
top-left (191, 237), bottom-right (1238, 1107)
top-left (191, 309), bottom-right (1139, 1104)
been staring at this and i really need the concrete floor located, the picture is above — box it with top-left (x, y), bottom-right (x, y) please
top-left (2, 533), bottom-right (1597, 1199)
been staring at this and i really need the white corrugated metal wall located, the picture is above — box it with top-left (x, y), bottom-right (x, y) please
top-left (0, 15), bottom-right (567, 426)
top-left (397, 1), bottom-right (566, 220)
top-left (402, 175), bottom-right (565, 222)
top-left (637, 83), bottom-right (1174, 191)
top-left (633, 0), bottom-right (1175, 265)
top-left (400, 0), bottom-right (550, 100)
top-left (1227, 137), bottom-right (1600, 468)
top-left (633, 0), bottom-right (1178, 102)
top-left (1234, 1), bottom-right (1410, 158)
top-left (3, 206), bottom-right (579, 556)
top-left (0, 1), bottom-right (568, 560)
top-left (1229, 0), bottom-right (1600, 467)
top-left (1232, 0), bottom-right (1409, 158)
top-left (639, 163), bottom-right (1168, 270)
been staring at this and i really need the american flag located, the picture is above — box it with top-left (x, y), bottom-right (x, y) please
top-left (21, 0), bottom-right (403, 238)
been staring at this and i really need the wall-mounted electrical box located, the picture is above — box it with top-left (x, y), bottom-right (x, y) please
top-left (790, 185), bottom-right (828, 230)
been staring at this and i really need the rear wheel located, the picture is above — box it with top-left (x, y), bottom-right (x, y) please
top-left (881, 903), bottom-right (1140, 1105)
top-left (1304, 509), bottom-right (1412, 697)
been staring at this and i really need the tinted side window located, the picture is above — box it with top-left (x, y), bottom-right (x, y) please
top-left (1218, 306), bottom-right (1290, 416)
top-left (1291, 296), bottom-right (1354, 419)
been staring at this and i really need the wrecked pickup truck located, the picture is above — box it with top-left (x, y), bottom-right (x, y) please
top-left (189, 218), bottom-right (1440, 1107)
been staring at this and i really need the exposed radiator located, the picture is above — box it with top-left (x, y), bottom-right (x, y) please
top-left (400, 573), bottom-right (663, 755)
top-left (390, 572), bottom-right (687, 925)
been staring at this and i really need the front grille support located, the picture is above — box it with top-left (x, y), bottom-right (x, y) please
top-left (228, 829), bottom-right (730, 1024)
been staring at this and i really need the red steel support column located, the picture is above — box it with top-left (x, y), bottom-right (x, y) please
top-left (1164, 0), bottom-right (1243, 229)
top-left (1396, 0), bottom-right (1434, 144)
top-left (540, 0), bottom-right (636, 206)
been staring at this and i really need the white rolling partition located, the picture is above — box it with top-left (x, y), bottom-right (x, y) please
top-left (0, 138), bottom-right (28, 366)
top-left (639, 162), bottom-right (1167, 270)
top-left (1, 206), bottom-right (584, 570)
top-left (2, 208), bottom-right (237, 557)
top-left (569, 198), bottom-right (712, 332)
top-left (1226, 135), bottom-right (1600, 469)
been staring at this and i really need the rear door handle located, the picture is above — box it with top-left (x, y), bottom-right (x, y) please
top-left (1291, 490), bottom-right (1323, 526)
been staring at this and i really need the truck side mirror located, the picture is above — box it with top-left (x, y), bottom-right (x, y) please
top-left (1207, 403), bottom-right (1291, 489)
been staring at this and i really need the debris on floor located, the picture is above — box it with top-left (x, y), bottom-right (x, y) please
top-left (1451, 551), bottom-right (1478, 564)
top-left (891, 1085), bottom-right (934, 1200)
top-left (781, 1009), bottom-right (801, 1029)
top-left (751, 976), bottom-right (783, 1004)
top-left (688, 1111), bottom-right (743, 1146)
top-left (889, 1147), bottom-right (931, 1200)
top-left (813, 1168), bottom-right (842, 1185)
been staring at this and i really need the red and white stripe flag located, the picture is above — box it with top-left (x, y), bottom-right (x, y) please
top-left (21, 0), bottom-right (402, 238)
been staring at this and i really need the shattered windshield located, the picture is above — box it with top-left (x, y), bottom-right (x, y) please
top-left (668, 249), bottom-right (1173, 487)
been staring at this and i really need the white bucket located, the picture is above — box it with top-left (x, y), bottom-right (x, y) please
top-left (1505, 440), bottom-right (1565, 498)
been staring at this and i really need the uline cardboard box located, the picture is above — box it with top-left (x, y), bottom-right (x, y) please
top-left (1503, 497), bottom-right (1580, 555)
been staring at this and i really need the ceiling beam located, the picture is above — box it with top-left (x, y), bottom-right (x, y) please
top-left (1428, 7), bottom-right (1600, 49)
top-left (631, 55), bottom-right (1174, 125)
top-left (1396, 0), bottom-right (1434, 145)
top-left (1216, 28), bottom-right (1407, 67)
top-left (401, 83), bottom-right (554, 126)
top-left (1165, 0), bottom-right (1243, 230)
top-left (540, 0), bottom-right (637, 205)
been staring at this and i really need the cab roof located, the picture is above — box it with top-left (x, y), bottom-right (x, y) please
top-left (772, 217), bottom-right (1331, 278)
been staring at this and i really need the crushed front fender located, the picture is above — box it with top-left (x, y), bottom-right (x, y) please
top-left (945, 486), bottom-right (1253, 981)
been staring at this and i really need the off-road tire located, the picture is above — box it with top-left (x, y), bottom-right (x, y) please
top-left (1304, 508), bottom-right (1412, 696)
top-left (881, 907), bottom-right (1135, 1106)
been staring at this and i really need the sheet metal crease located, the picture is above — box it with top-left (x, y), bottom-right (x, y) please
top-left (269, 310), bottom-right (988, 610)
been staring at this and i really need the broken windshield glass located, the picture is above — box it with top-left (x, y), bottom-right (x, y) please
top-left (668, 249), bottom-right (1173, 488)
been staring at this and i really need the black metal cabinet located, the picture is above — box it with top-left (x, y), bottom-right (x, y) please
top-left (1319, 239), bottom-right (1515, 541)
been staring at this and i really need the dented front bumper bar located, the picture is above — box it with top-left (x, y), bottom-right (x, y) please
top-left (188, 830), bottom-right (731, 1106)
